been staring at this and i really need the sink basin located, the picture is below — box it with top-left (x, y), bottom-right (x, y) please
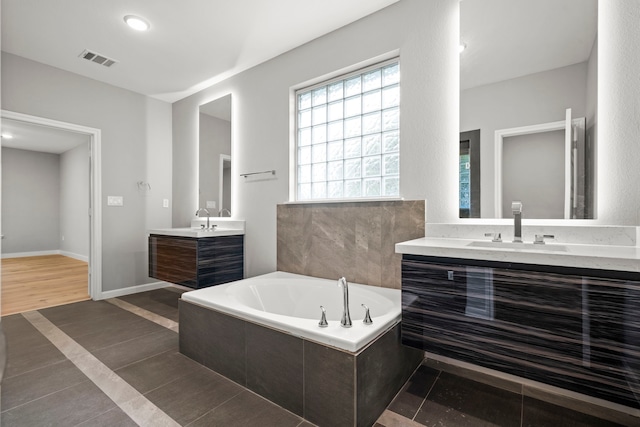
top-left (466, 241), bottom-right (568, 252)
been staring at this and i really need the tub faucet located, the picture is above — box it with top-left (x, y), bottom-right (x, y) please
top-left (512, 201), bottom-right (523, 243)
top-left (337, 277), bottom-right (352, 328)
top-left (195, 207), bottom-right (211, 229)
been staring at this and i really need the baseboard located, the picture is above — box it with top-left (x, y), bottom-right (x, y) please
top-left (1, 250), bottom-right (61, 259)
top-left (98, 281), bottom-right (170, 300)
top-left (60, 251), bottom-right (89, 262)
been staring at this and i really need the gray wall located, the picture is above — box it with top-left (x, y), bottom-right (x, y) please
top-left (173, 0), bottom-right (460, 278)
top-left (598, 1), bottom-right (640, 225)
top-left (198, 113), bottom-right (231, 210)
top-left (1, 147), bottom-right (60, 254)
top-left (1, 52), bottom-right (173, 293)
top-left (461, 62), bottom-right (588, 217)
top-left (60, 143), bottom-right (90, 259)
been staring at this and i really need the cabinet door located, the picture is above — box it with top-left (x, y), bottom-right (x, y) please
top-left (149, 235), bottom-right (197, 287)
top-left (402, 257), bottom-right (529, 378)
top-left (197, 235), bottom-right (244, 287)
top-left (401, 255), bottom-right (640, 410)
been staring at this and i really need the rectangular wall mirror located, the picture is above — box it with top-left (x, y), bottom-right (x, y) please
top-left (459, 0), bottom-right (597, 219)
top-left (199, 94), bottom-right (232, 216)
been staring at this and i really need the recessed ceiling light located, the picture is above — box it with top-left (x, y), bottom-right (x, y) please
top-left (459, 43), bottom-right (467, 53)
top-left (1, 133), bottom-right (14, 139)
top-left (124, 15), bottom-right (150, 31)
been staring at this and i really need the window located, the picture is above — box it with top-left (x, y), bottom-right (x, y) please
top-left (295, 60), bottom-right (400, 201)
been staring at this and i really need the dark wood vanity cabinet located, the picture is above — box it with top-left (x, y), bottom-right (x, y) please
top-left (149, 234), bottom-right (244, 289)
top-left (401, 254), bottom-right (640, 409)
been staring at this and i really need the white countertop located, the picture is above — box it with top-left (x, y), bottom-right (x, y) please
top-left (150, 218), bottom-right (245, 238)
top-left (149, 227), bottom-right (244, 238)
top-left (396, 237), bottom-right (640, 273)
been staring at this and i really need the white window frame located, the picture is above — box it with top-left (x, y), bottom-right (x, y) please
top-left (293, 58), bottom-right (400, 202)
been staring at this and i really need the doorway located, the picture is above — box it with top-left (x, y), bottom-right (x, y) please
top-left (459, 129), bottom-right (481, 218)
top-left (1, 110), bottom-right (102, 314)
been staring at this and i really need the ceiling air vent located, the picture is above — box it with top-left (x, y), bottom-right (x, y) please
top-left (79, 49), bottom-right (117, 68)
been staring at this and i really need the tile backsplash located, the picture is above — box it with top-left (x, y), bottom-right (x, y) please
top-left (277, 200), bottom-right (425, 289)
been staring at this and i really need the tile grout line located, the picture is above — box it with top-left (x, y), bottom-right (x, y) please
top-left (520, 392), bottom-right (524, 427)
top-left (2, 379), bottom-right (88, 414)
top-left (412, 369), bottom-right (442, 423)
top-left (183, 390), bottom-right (246, 427)
top-left (106, 298), bottom-right (179, 332)
top-left (21, 310), bottom-right (180, 427)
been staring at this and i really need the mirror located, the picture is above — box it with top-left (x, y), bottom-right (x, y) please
top-left (199, 94), bottom-right (232, 216)
top-left (459, 0), bottom-right (598, 219)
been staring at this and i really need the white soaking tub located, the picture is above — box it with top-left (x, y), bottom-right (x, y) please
top-left (180, 271), bottom-right (401, 352)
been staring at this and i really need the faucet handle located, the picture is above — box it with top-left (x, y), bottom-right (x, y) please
top-left (484, 232), bottom-right (502, 242)
top-left (534, 234), bottom-right (555, 245)
top-left (318, 306), bottom-right (328, 328)
top-left (361, 304), bottom-right (373, 325)
top-left (511, 201), bottom-right (523, 214)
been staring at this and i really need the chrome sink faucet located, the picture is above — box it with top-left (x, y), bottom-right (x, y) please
top-left (512, 201), bottom-right (523, 243)
top-left (195, 207), bottom-right (211, 229)
top-left (337, 277), bottom-right (352, 328)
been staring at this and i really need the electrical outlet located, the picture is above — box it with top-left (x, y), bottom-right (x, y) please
top-left (107, 196), bottom-right (124, 206)
top-left (163, 199), bottom-right (169, 208)
top-left (206, 201), bottom-right (216, 209)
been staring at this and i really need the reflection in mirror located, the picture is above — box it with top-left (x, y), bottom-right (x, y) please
top-left (219, 154), bottom-right (231, 215)
top-left (199, 94), bottom-right (232, 216)
top-left (459, 0), bottom-right (597, 219)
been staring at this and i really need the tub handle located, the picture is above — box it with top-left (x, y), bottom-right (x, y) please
top-left (361, 304), bottom-right (373, 325)
top-left (318, 306), bottom-right (328, 328)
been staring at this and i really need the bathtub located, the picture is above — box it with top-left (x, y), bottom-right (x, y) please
top-left (179, 271), bottom-right (423, 426)
top-left (180, 271), bottom-right (400, 352)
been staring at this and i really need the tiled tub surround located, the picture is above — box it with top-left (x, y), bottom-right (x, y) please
top-left (179, 273), bottom-right (423, 426)
top-left (400, 254), bottom-right (640, 416)
top-left (277, 200), bottom-right (425, 289)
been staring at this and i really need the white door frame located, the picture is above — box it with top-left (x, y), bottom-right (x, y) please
top-left (218, 154), bottom-right (231, 213)
top-left (1, 110), bottom-right (102, 299)
top-left (494, 108), bottom-right (579, 219)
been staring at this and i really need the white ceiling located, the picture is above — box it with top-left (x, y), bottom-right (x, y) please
top-left (461, 0), bottom-right (598, 90)
top-left (1, 0), bottom-right (399, 103)
top-left (1, 118), bottom-right (90, 154)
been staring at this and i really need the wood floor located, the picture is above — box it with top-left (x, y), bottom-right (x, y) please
top-left (1, 254), bottom-right (90, 316)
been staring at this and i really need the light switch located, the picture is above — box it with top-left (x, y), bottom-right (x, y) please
top-left (206, 200), bottom-right (216, 209)
top-left (107, 196), bottom-right (124, 206)
top-left (163, 199), bottom-right (169, 208)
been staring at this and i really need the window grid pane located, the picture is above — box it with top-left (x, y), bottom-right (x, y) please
top-left (296, 60), bottom-right (399, 201)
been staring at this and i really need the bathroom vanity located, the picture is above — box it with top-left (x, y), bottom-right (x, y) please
top-left (149, 220), bottom-right (245, 289)
top-left (397, 229), bottom-right (640, 411)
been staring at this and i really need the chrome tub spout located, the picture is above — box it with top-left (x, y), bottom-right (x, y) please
top-left (338, 277), bottom-right (352, 328)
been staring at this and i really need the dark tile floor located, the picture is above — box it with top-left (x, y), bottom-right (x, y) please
top-left (1, 288), bottom-right (638, 426)
top-left (384, 364), bottom-right (634, 426)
